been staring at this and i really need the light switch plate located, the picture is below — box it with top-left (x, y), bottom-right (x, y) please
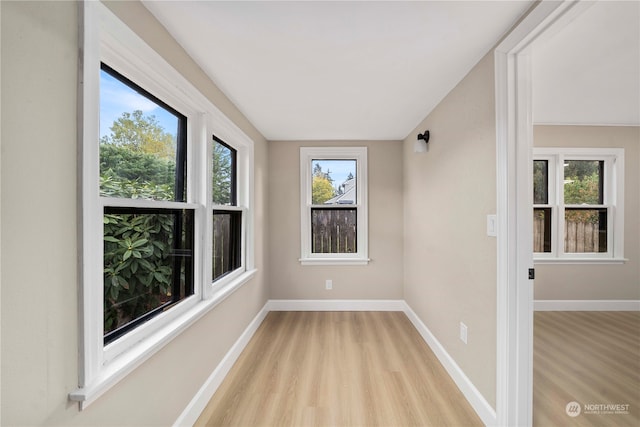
top-left (487, 214), bottom-right (497, 237)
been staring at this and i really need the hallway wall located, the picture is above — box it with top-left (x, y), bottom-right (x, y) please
top-left (402, 52), bottom-right (498, 408)
top-left (268, 140), bottom-right (404, 300)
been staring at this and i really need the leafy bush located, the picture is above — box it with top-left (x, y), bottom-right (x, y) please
top-left (101, 175), bottom-right (178, 334)
top-left (103, 209), bottom-right (175, 334)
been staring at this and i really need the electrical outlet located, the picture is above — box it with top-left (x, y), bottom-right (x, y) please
top-left (325, 279), bottom-right (332, 290)
top-left (460, 322), bottom-right (468, 344)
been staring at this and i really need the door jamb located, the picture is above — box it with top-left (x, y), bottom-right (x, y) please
top-left (494, 1), bottom-right (593, 425)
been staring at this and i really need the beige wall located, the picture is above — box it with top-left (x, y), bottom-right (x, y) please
top-left (402, 52), bottom-right (498, 408)
top-left (533, 125), bottom-right (640, 300)
top-left (0, 1), bottom-right (269, 425)
top-left (268, 140), bottom-right (404, 300)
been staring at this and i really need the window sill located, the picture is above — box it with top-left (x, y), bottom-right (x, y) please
top-left (299, 258), bottom-right (370, 266)
top-left (69, 268), bottom-right (257, 409)
top-left (534, 258), bottom-right (627, 265)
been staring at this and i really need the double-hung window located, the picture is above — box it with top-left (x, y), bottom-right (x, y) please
top-left (300, 147), bottom-right (369, 265)
top-left (533, 147), bottom-right (625, 262)
top-left (73, 1), bottom-right (255, 409)
top-left (100, 64), bottom-right (195, 345)
top-left (211, 136), bottom-right (242, 284)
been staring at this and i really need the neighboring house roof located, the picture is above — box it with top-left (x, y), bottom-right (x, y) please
top-left (325, 178), bottom-right (355, 205)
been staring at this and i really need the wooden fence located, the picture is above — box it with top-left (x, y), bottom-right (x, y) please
top-left (534, 217), bottom-right (601, 253)
top-left (311, 209), bottom-right (357, 253)
top-left (212, 212), bottom-right (240, 280)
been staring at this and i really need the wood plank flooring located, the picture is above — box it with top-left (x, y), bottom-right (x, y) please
top-left (533, 311), bottom-right (640, 427)
top-left (195, 311), bottom-right (483, 426)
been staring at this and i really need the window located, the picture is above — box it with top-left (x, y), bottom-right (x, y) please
top-left (300, 147), bottom-right (368, 265)
top-left (211, 137), bottom-right (242, 282)
top-left (533, 148), bottom-right (624, 262)
top-left (73, 1), bottom-right (255, 409)
top-left (100, 64), bottom-right (195, 345)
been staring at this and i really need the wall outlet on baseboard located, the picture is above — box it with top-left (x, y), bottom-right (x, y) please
top-left (460, 322), bottom-right (468, 344)
top-left (325, 279), bottom-right (332, 290)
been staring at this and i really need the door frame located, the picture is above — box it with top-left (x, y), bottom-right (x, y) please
top-left (494, 1), bottom-right (594, 425)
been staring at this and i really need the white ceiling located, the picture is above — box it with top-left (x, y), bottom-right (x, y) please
top-left (532, 1), bottom-right (640, 126)
top-left (142, 0), bottom-right (533, 140)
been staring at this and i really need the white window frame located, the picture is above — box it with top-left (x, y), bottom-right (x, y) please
top-left (299, 147), bottom-right (369, 265)
top-left (71, 1), bottom-right (255, 409)
top-left (533, 147), bottom-right (625, 264)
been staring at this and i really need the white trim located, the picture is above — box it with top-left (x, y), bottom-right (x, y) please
top-left (267, 299), bottom-right (405, 311)
top-left (534, 300), bottom-right (640, 311)
top-left (494, 1), bottom-right (592, 426)
top-left (532, 147), bottom-right (625, 261)
top-left (534, 258), bottom-right (627, 265)
top-left (99, 198), bottom-right (200, 210)
top-left (299, 258), bottom-right (371, 266)
top-left (78, 0), bottom-right (103, 390)
top-left (172, 303), bottom-right (270, 427)
top-left (533, 122), bottom-right (640, 127)
top-left (299, 147), bottom-right (369, 265)
top-left (403, 303), bottom-right (497, 427)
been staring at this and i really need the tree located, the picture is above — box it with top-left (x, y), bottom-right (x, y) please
top-left (533, 161), bottom-right (548, 204)
top-left (212, 142), bottom-right (233, 204)
top-left (312, 176), bottom-right (335, 204)
top-left (101, 110), bottom-right (175, 160)
top-left (312, 162), bottom-right (333, 182)
top-left (311, 163), bottom-right (336, 204)
top-left (564, 161), bottom-right (601, 224)
top-left (100, 111), bottom-right (177, 199)
top-left (100, 144), bottom-right (175, 194)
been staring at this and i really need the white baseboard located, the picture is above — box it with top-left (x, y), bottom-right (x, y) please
top-left (402, 302), bottom-right (497, 427)
top-left (534, 300), bottom-right (640, 311)
top-left (172, 304), bottom-right (270, 427)
top-left (267, 299), bottom-right (406, 311)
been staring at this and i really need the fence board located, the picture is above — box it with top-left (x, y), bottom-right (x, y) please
top-left (311, 209), bottom-right (357, 253)
top-left (535, 218), bottom-right (599, 253)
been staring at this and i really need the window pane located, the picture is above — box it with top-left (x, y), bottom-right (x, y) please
top-left (564, 160), bottom-right (604, 204)
top-left (311, 159), bottom-right (356, 205)
top-left (103, 208), bottom-right (194, 344)
top-left (212, 138), bottom-right (236, 206)
top-left (213, 210), bottom-right (242, 281)
top-left (533, 160), bottom-right (548, 204)
top-left (564, 208), bottom-right (607, 253)
top-left (533, 208), bottom-right (552, 253)
top-left (99, 64), bottom-right (186, 201)
top-left (311, 208), bottom-right (357, 253)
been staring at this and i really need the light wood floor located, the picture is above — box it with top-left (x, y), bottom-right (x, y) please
top-left (195, 311), bottom-right (483, 426)
top-left (533, 311), bottom-right (640, 427)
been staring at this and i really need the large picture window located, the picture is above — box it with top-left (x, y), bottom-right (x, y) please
top-left (100, 64), bottom-right (194, 345)
top-left (533, 148), bottom-right (624, 262)
top-left (300, 147), bottom-right (368, 265)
